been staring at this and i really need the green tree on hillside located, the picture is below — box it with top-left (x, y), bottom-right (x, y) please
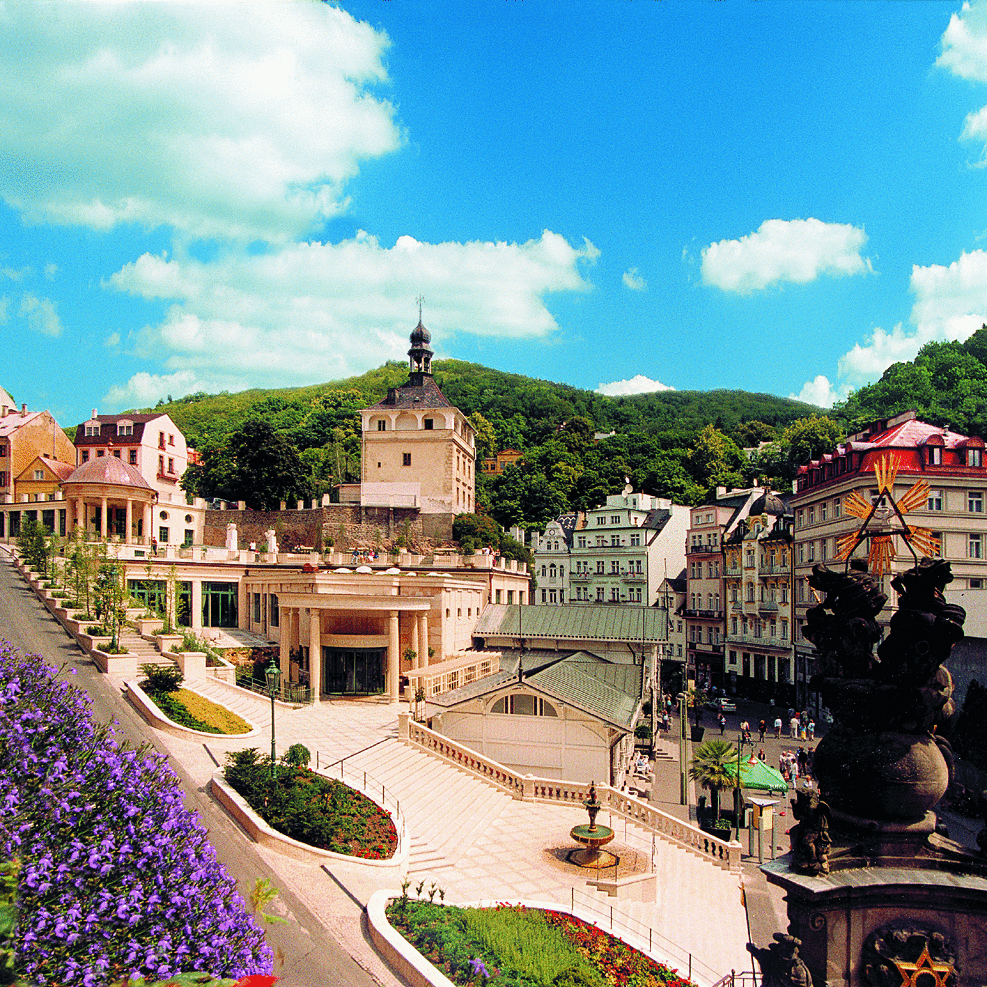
top-left (689, 425), bottom-right (745, 492)
top-left (183, 419), bottom-right (303, 509)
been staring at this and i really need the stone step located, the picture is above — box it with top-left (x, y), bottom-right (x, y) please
top-left (336, 737), bottom-right (514, 872)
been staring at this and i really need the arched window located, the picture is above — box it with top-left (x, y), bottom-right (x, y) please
top-left (491, 695), bottom-right (558, 717)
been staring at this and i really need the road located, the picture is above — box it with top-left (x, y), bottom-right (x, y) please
top-left (0, 555), bottom-right (390, 987)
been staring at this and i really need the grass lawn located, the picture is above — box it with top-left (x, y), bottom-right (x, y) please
top-left (386, 900), bottom-right (698, 987)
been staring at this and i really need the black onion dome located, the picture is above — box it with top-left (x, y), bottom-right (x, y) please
top-left (750, 490), bottom-right (787, 516)
top-left (410, 320), bottom-right (431, 346)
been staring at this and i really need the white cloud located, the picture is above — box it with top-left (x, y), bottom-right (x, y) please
top-left (937, 1), bottom-right (987, 83)
top-left (105, 331), bottom-right (120, 348)
top-left (622, 267), bottom-right (647, 291)
top-left (700, 218), bottom-right (871, 294)
top-left (0, 2), bottom-right (401, 244)
top-left (18, 293), bottom-right (62, 337)
top-left (596, 375), bottom-right (674, 397)
top-left (820, 248), bottom-right (987, 393)
top-left (1, 266), bottom-right (30, 282)
top-left (104, 370), bottom-right (204, 411)
top-left (790, 375), bottom-right (849, 409)
top-left (107, 230), bottom-right (599, 391)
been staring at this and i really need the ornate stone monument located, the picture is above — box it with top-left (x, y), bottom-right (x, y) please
top-left (750, 456), bottom-right (987, 987)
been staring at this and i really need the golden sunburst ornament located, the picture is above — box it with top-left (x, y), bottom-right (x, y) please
top-left (835, 452), bottom-right (939, 576)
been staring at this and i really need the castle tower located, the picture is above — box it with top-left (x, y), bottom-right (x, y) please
top-left (359, 321), bottom-right (475, 520)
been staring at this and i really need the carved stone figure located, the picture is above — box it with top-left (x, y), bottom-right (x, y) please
top-left (747, 934), bottom-right (813, 987)
top-left (807, 560), bottom-right (965, 824)
top-left (225, 521), bottom-right (238, 552)
top-left (790, 789), bottom-right (832, 876)
top-left (264, 528), bottom-right (278, 555)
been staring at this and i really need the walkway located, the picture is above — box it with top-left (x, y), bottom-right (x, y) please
top-left (147, 674), bottom-right (754, 983)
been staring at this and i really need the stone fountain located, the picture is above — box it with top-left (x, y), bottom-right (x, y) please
top-left (568, 781), bottom-right (618, 869)
top-left (750, 558), bottom-right (987, 987)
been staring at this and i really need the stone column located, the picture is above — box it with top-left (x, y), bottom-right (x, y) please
top-left (100, 497), bottom-right (108, 539)
top-left (125, 498), bottom-right (133, 545)
top-left (191, 579), bottom-right (203, 632)
top-left (308, 608), bottom-right (322, 700)
top-left (417, 612), bottom-right (429, 668)
top-left (143, 504), bottom-right (152, 545)
top-left (279, 606), bottom-right (291, 684)
top-left (410, 616), bottom-right (419, 668)
top-left (237, 580), bottom-right (248, 630)
top-left (388, 610), bottom-right (400, 700)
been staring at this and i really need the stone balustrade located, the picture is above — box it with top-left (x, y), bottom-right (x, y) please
top-left (400, 715), bottom-right (741, 872)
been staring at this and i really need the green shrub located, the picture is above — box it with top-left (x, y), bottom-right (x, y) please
top-left (140, 663), bottom-right (184, 693)
top-left (283, 743), bottom-right (310, 768)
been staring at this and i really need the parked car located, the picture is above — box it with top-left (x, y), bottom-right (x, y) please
top-left (706, 697), bottom-right (737, 713)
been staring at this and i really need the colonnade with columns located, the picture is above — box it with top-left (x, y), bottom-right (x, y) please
top-left (64, 488), bottom-right (155, 545)
top-left (276, 597), bottom-right (432, 700)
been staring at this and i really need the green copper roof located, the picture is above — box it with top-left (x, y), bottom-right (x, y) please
top-left (475, 604), bottom-right (667, 642)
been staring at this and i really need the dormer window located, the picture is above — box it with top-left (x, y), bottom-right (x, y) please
top-left (927, 446), bottom-right (942, 466)
top-left (969, 448), bottom-right (983, 468)
top-left (116, 421), bottom-right (133, 436)
top-left (84, 422), bottom-right (100, 437)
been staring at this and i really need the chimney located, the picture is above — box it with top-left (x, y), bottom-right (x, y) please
top-left (92, 408), bottom-right (98, 420)
top-left (20, 403), bottom-right (26, 417)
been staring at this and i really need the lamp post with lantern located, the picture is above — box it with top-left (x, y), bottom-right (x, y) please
top-left (265, 656), bottom-right (281, 779)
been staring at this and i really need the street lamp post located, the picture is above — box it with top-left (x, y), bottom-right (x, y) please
top-left (265, 657), bottom-right (281, 779)
top-left (734, 730), bottom-right (749, 841)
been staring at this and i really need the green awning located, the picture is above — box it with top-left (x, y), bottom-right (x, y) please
top-left (726, 758), bottom-right (788, 794)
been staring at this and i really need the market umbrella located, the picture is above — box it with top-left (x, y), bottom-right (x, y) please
top-left (726, 757), bottom-right (788, 794)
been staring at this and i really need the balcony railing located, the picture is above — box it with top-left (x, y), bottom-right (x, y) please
top-left (621, 572), bottom-right (646, 581)
top-left (758, 600), bottom-right (779, 612)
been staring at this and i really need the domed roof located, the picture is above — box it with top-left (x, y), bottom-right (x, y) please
top-left (749, 490), bottom-right (787, 517)
top-left (410, 320), bottom-right (431, 346)
top-left (64, 456), bottom-right (154, 491)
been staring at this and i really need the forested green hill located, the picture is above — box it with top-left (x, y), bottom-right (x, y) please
top-left (134, 361), bottom-right (836, 527)
top-left (835, 324), bottom-right (987, 437)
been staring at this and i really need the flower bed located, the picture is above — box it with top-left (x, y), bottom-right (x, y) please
top-left (144, 686), bottom-right (251, 735)
top-left (0, 640), bottom-right (271, 985)
top-left (384, 899), bottom-right (696, 987)
top-left (224, 752), bottom-right (397, 859)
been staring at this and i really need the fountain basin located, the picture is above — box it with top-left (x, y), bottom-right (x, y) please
top-left (569, 823), bottom-right (617, 869)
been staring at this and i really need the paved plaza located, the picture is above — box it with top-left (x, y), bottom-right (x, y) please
top-left (108, 669), bottom-right (784, 986)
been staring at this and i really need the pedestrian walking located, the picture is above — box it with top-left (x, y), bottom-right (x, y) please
top-left (807, 719), bottom-right (815, 741)
top-left (789, 715), bottom-right (799, 739)
top-left (718, 712), bottom-right (726, 735)
top-left (741, 720), bottom-right (751, 744)
top-left (774, 716), bottom-right (782, 738)
top-left (758, 719), bottom-right (766, 742)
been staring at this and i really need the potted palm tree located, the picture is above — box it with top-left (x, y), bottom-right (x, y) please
top-left (689, 738), bottom-right (737, 836)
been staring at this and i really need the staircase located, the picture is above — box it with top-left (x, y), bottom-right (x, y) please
top-left (118, 625), bottom-right (174, 672)
top-left (336, 739), bottom-right (515, 874)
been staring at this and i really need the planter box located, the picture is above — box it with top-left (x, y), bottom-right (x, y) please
top-left (78, 633), bottom-right (112, 653)
top-left (174, 650), bottom-right (207, 682)
top-left (135, 617), bottom-right (165, 637)
top-left (91, 648), bottom-right (140, 676)
top-left (154, 633), bottom-right (183, 653)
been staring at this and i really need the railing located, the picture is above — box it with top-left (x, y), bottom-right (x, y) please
top-left (314, 752), bottom-right (406, 840)
top-left (570, 886), bottom-right (728, 987)
top-left (403, 717), bottom-right (741, 873)
top-left (234, 673), bottom-right (313, 705)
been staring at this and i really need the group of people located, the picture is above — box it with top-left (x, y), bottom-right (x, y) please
top-left (760, 708), bottom-right (815, 742)
top-left (780, 747), bottom-right (814, 787)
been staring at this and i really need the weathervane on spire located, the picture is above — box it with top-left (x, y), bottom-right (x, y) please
top-left (416, 294), bottom-right (425, 322)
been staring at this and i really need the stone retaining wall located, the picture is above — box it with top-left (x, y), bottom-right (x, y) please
top-left (202, 503), bottom-right (437, 553)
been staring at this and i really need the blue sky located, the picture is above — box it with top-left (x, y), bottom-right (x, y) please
top-left (4, 0), bottom-right (987, 430)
